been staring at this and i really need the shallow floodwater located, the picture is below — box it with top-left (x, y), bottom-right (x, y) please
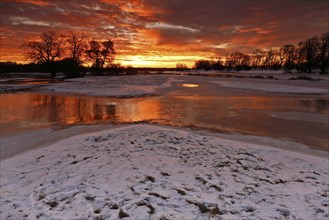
top-left (1, 92), bottom-right (328, 149)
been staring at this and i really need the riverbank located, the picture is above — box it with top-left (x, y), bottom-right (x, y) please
top-left (1, 72), bottom-right (328, 152)
top-left (1, 72), bottom-right (328, 218)
top-left (1, 121), bottom-right (327, 161)
top-left (1, 71), bottom-right (328, 96)
top-left (1, 124), bottom-right (328, 219)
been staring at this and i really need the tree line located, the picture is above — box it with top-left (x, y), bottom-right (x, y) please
top-left (194, 32), bottom-right (329, 74)
top-left (1, 31), bottom-right (328, 77)
top-left (21, 31), bottom-right (116, 77)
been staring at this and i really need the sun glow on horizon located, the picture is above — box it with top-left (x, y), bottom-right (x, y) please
top-left (0, 54), bottom-right (202, 68)
top-left (117, 54), bottom-right (207, 68)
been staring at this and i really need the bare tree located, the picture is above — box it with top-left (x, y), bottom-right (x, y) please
top-left (212, 57), bottom-right (224, 70)
top-left (252, 49), bottom-right (265, 68)
top-left (86, 39), bottom-right (115, 73)
top-left (63, 31), bottom-right (87, 63)
top-left (241, 54), bottom-right (251, 70)
top-left (298, 36), bottom-right (319, 73)
top-left (277, 48), bottom-right (286, 68)
top-left (23, 31), bottom-right (62, 77)
top-left (101, 40), bottom-right (115, 67)
top-left (194, 60), bottom-right (212, 70)
top-left (317, 32), bottom-right (329, 74)
top-left (230, 51), bottom-right (244, 70)
top-left (264, 49), bottom-right (276, 69)
top-left (224, 54), bottom-right (234, 71)
top-left (176, 63), bottom-right (188, 70)
top-left (281, 44), bottom-right (297, 73)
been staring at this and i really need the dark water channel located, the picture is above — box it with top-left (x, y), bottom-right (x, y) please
top-left (1, 92), bottom-right (328, 150)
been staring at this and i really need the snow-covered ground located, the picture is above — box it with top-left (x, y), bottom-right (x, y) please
top-left (163, 69), bottom-right (329, 80)
top-left (215, 81), bottom-right (329, 94)
top-left (1, 72), bottom-right (328, 219)
top-left (1, 71), bottom-right (328, 96)
top-left (40, 75), bottom-right (177, 97)
top-left (1, 124), bottom-right (328, 219)
top-left (0, 84), bottom-right (36, 93)
top-left (43, 74), bottom-right (328, 95)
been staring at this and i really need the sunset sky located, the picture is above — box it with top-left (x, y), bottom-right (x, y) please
top-left (0, 0), bottom-right (328, 68)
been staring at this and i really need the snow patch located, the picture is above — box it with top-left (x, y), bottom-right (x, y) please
top-left (1, 124), bottom-right (328, 219)
top-left (41, 75), bottom-right (176, 97)
top-left (0, 84), bottom-right (35, 93)
top-left (216, 81), bottom-right (329, 94)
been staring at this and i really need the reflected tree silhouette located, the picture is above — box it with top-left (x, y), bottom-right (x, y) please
top-left (1, 93), bottom-right (328, 149)
top-left (299, 99), bottom-right (329, 112)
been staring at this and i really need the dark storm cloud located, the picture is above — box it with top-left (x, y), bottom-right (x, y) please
top-left (142, 0), bottom-right (328, 50)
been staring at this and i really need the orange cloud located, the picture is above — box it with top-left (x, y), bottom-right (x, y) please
top-left (0, 0), bottom-right (328, 67)
top-left (2, 0), bottom-right (51, 6)
top-left (239, 27), bottom-right (272, 34)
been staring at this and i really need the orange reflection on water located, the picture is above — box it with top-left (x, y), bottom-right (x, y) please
top-left (0, 93), bottom-right (163, 134)
top-left (1, 93), bottom-right (328, 150)
top-left (220, 96), bottom-right (272, 111)
top-left (117, 98), bottom-right (161, 122)
top-left (0, 94), bottom-right (117, 128)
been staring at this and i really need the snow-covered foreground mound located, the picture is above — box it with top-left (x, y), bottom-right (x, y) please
top-left (1, 125), bottom-right (328, 219)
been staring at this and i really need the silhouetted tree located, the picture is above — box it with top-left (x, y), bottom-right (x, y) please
top-left (224, 54), bottom-right (234, 72)
top-left (317, 32), bottom-right (329, 74)
top-left (295, 44), bottom-right (306, 73)
top-left (264, 49), bottom-right (276, 69)
top-left (194, 60), bottom-right (212, 70)
top-left (86, 39), bottom-right (115, 74)
top-left (277, 47), bottom-right (285, 68)
top-left (298, 36), bottom-right (319, 73)
top-left (231, 51), bottom-right (246, 70)
top-left (63, 31), bottom-right (87, 63)
top-left (56, 58), bottom-right (81, 78)
top-left (0, 62), bottom-right (47, 74)
top-left (176, 63), bottom-right (188, 70)
top-left (53, 32), bottom-right (88, 78)
top-left (241, 54), bottom-right (252, 70)
top-left (212, 58), bottom-right (224, 70)
top-left (281, 44), bottom-right (297, 73)
top-left (271, 49), bottom-right (283, 70)
top-left (23, 31), bottom-right (62, 77)
top-left (252, 49), bottom-right (265, 68)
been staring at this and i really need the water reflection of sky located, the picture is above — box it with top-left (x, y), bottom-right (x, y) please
top-left (182, 83), bottom-right (199, 88)
top-left (0, 93), bottom-right (328, 149)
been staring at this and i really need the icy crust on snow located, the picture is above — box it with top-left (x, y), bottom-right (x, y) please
top-left (1, 124), bottom-right (328, 219)
top-left (215, 81), bottom-right (329, 94)
top-left (41, 75), bottom-right (175, 97)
